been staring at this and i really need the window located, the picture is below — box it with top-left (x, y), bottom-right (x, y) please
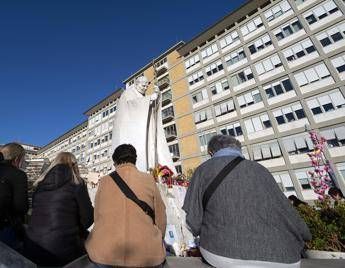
top-left (264, 77), bottom-right (294, 99)
top-left (307, 89), bottom-right (345, 115)
top-left (199, 131), bottom-right (217, 149)
top-left (164, 124), bottom-right (177, 137)
top-left (237, 88), bottom-right (262, 108)
top-left (210, 78), bottom-right (230, 95)
top-left (248, 34), bottom-right (273, 55)
top-left (294, 63), bottom-right (331, 87)
top-left (201, 43), bottom-right (218, 59)
top-left (295, 170), bottom-right (313, 189)
top-left (162, 106), bottom-right (174, 119)
top-left (320, 126), bottom-right (345, 148)
top-left (175, 165), bottom-right (182, 174)
top-left (264, 0), bottom-right (292, 22)
top-left (185, 54), bottom-right (200, 70)
top-left (214, 99), bottom-right (235, 116)
top-left (240, 16), bottom-right (264, 37)
top-left (219, 30), bottom-right (240, 49)
top-left (194, 108), bottom-right (213, 124)
top-left (220, 122), bottom-right (243, 137)
top-left (273, 172), bottom-right (295, 192)
top-left (205, 60), bottom-right (224, 77)
top-left (188, 71), bottom-right (204, 86)
top-left (273, 103), bottom-right (306, 125)
top-left (283, 135), bottom-right (314, 155)
top-left (331, 54), bottom-right (345, 74)
top-left (224, 49), bottom-right (246, 67)
top-left (274, 19), bottom-right (303, 41)
top-left (169, 144), bottom-right (180, 158)
top-left (283, 38), bottom-right (317, 63)
top-left (155, 57), bottom-right (167, 68)
top-left (252, 141), bottom-right (282, 160)
top-left (304, 0), bottom-right (340, 25)
top-left (255, 54), bottom-right (283, 75)
top-left (192, 89), bottom-right (208, 104)
top-left (229, 67), bottom-right (254, 87)
top-left (317, 22), bottom-right (345, 48)
top-left (244, 113), bottom-right (272, 134)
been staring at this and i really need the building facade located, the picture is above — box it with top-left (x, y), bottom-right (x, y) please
top-left (33, 0), bottom-right (345, 201)
top-left (173, 0), bottom-right (345, 200)
top-left (37, 121), bottom-right (88, 164)
top-left (84, 90), bottom-right (122, 174)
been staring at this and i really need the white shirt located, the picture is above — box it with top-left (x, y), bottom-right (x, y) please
top-left (200, 247), bottom-right (301, 268)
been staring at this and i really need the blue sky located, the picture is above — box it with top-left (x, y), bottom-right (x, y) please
top-left (0, 0), bottom-right (244, 147)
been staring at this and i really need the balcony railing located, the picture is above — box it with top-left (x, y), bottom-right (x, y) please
top-left (171, 152), bottom-right (180, 161)
top-left (156, 65), bottom-right (168, 77)
top-left (162, 109), bottom-right (174, 123)
top-left (165, 130), bottom-right (177, 142)
top-left (157, 77), bottom-right (170, 90)
top-left (162, 91), bottom-right (172, 106)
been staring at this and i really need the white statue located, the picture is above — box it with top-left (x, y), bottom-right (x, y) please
top-left (111, 76), bottom-right (176, 174)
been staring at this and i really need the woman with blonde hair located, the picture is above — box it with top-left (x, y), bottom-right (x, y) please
top-left (25, 152), bottom-right (93, 266)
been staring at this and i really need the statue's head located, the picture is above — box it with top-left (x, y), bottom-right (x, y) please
top-left (135, 76), bottom-right (149, 95)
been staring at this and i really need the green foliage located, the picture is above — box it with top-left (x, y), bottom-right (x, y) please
top-left (297, 197), bottom-right (345, 252)
top-left (185, 168), bottom-right (196, 181)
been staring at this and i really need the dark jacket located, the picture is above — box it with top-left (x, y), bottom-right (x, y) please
top-left (183, 156), bottom-right (311, 264)
top-left (0, 161), bottom-right (28, 229)
top-left (25, 164), bottom-right (93, 266)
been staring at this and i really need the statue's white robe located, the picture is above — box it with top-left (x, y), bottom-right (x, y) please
top-left (111, 86), bottom-right (176, 174)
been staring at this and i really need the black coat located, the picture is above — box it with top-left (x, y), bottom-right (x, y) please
top-left (0, 161), bottom-right (28, 229)
top-left (25, 164), bottom-right (93, 266)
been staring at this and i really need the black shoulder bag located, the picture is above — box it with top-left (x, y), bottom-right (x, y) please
top-left (109, 171), bottom-right (155, 224)
top-left (202, 156), bottom-right (244, 210)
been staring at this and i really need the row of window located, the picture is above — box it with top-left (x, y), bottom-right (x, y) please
top-left (185, 5), bottom-right (343, 76)
top-left (190, 52), bottom-right (344, 100)
top-left (194, 88), bottom-right (345, 131)
top-left (89, 132), bottom-right (113, 149)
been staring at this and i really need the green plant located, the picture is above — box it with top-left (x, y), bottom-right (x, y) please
top-left (297, 197), bottom-right (345, 252)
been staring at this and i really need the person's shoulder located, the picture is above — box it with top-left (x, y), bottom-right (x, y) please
top-left (0, 163), bottom-right (27, 180)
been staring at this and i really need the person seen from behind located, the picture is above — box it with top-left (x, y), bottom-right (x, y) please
top-left (86, 144), bottom-right (166, 268)
top-left (288, 195), bottom-right (308, 208)
top-left (328, 187), bottom-right (344, 202)
top-left (0, 143), bottom-right (28, 251)
top-left (25, 152), bottom-right (93, 266)
top-left (183, 134), bottom-right (312, 268)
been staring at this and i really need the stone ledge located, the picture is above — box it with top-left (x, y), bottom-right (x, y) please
top-left (1, 242), bottom-right (345, 268)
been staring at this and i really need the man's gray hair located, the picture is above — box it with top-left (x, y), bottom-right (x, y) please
top-left (207, 134), bottom-right (242, 154)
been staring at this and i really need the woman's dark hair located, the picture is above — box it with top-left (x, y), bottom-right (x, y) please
top-left (112, 144), bottom-right (137, 165)
top-left (328, 187), bottom-right (344, 198)
top-left (288, 195), bottom-right (308, 207)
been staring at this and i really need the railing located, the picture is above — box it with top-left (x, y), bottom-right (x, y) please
top-left (162, 108), bottom-right (174, 123)
top-left (157, 77), bottom-right (170, 90)
top-left (162, 91), bottom-right (172, 106)
top-left (165, 130), bottom-right (177, 142)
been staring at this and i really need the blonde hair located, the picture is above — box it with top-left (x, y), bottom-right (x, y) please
top-left (0, 143), bottom-right (25, 162)
top-left (34, 152), bottom-right (83, 186)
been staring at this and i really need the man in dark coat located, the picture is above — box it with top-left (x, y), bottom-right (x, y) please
top-left (183, 135), bottom-right (311, 268)
top-left (0, 143), bottom-right (28, 250)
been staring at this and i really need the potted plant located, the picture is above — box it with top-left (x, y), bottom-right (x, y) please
top-left (297, 198), bottom-right (345, 259)
top-left (296, 130), bottom-right (345, 259)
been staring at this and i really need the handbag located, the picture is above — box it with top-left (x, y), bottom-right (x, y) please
top-left (109, 171), bottom-right (155, 224)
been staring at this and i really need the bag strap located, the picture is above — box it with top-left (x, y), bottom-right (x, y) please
top-left (202, 156), bottom-right (244, 210)
top-left (109, 171), bottom-right (155, 224)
